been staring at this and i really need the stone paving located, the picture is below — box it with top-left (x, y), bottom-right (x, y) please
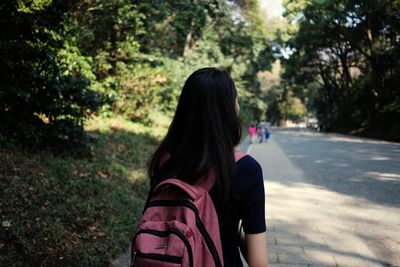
top-left (249, 129), bottom-right (400, 267)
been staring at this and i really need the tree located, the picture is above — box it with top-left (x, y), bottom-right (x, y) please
top-left (0, 0), bottom-right (101, 146)
top-left (279, 0), bottom-right (400, 139)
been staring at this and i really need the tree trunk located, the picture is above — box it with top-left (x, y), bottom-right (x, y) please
top-left (183, 18), bottom-right (195, 57)
top-left (110, 7), bottom-right (121, 76)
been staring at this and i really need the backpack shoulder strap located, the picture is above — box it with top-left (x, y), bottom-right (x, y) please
top-left (154, 178), bottom-right (201, 200)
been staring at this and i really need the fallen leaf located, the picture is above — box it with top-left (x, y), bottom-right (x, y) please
top-left (117, 144), bottom-right (126, 152)
top-left (32, 165), bottom-right (41, 175)
top-left (97, 171), bottom-right (108, 178)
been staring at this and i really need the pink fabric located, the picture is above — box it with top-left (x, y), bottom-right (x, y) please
top-left (134, 220), bottom-right (193, 266)
top-left (133, 179), bottom-right (223, 267)
top-left (132, 149), bottom-right (247, 267)
top-left (248, 126), bottom-right (256, 136)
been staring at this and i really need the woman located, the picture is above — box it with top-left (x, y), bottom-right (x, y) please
top-left (148, 68), bottom-right (268, 267)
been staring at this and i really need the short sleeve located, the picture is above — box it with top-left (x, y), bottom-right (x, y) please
top-left (237, 156), bottom-right (266, 234)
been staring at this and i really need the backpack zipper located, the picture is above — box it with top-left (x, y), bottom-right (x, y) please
top-left (133, 228), bottom-right (193, 267)
top-left (146, 199), bottom-right (222, 267)
top-left (134, 251), bottom-right (182, 264)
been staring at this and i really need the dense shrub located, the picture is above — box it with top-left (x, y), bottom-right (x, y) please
top-left (0, 0), bottom-right (102, 147)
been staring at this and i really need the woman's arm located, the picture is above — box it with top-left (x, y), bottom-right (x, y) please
top-left (245, 232), bottom-right (268, 267)
top-left (236, 156), bottom-right (267, 266)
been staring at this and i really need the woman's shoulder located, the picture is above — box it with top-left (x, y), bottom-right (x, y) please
top-left (236, 154), bottom-right (261, 169)
top-left (234, 154), bottom-right (264, 196)
top-left (235, 154), bottom-right (263, 181)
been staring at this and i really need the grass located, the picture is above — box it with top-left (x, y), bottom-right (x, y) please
top-left (0, 115), bottom-right (169, 267)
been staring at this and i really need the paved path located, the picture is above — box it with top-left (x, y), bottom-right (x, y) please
top-left (249, 128), bottom-right (400, 267)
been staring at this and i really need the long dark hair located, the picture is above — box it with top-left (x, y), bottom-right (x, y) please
top-left (148, 67), bottom-right (242, 198)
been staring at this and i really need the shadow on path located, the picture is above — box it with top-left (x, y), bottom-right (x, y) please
top-left (267, 128), bottom-right (400, 207)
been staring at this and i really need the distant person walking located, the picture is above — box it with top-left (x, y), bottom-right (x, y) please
top-left (264, 124), bottom-right (270, 142)
top-left (248, 124), bottom-right (256, 143)
top-left (258, 123), bottom-right (265, 143)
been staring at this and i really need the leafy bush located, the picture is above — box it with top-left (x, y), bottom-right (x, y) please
top-left (113, 60), bottom-right (168, 123)
top-left (0, 0), bottom-right (102, 147)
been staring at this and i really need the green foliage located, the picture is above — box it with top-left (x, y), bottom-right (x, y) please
top-left (59, 0), bottom-right (274, 125)
top-left (0, 0), bottom-right (102, 146)
top-left (137, 0), bottom-right (221, 57)
top-left (266, 85), bottom-right (306, 125)
top-left (17, 0), bottom-right (53, 13)
top-left (280, 0), bottom-right (400, 138)
top-left (113, 60), bottom-right (168, 123)
top-left (0, 0), bottom-right (275, 146)
top-left (0, 0), bottom-right (275, 142)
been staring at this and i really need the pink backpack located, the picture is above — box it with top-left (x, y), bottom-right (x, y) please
top-left (130, 150), bottom-right (247, 267)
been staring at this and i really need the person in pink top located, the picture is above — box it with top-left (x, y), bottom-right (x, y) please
top-left (248, 124), bottom-right (256, 143)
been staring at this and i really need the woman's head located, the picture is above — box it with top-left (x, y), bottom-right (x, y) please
top-left (172, 67), bottom-right (241, 146)
top-left (149, 67), bottom-right (242, 197)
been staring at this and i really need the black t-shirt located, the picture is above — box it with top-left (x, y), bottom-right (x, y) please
top-left (210, 155), bottom-right (266, 267)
